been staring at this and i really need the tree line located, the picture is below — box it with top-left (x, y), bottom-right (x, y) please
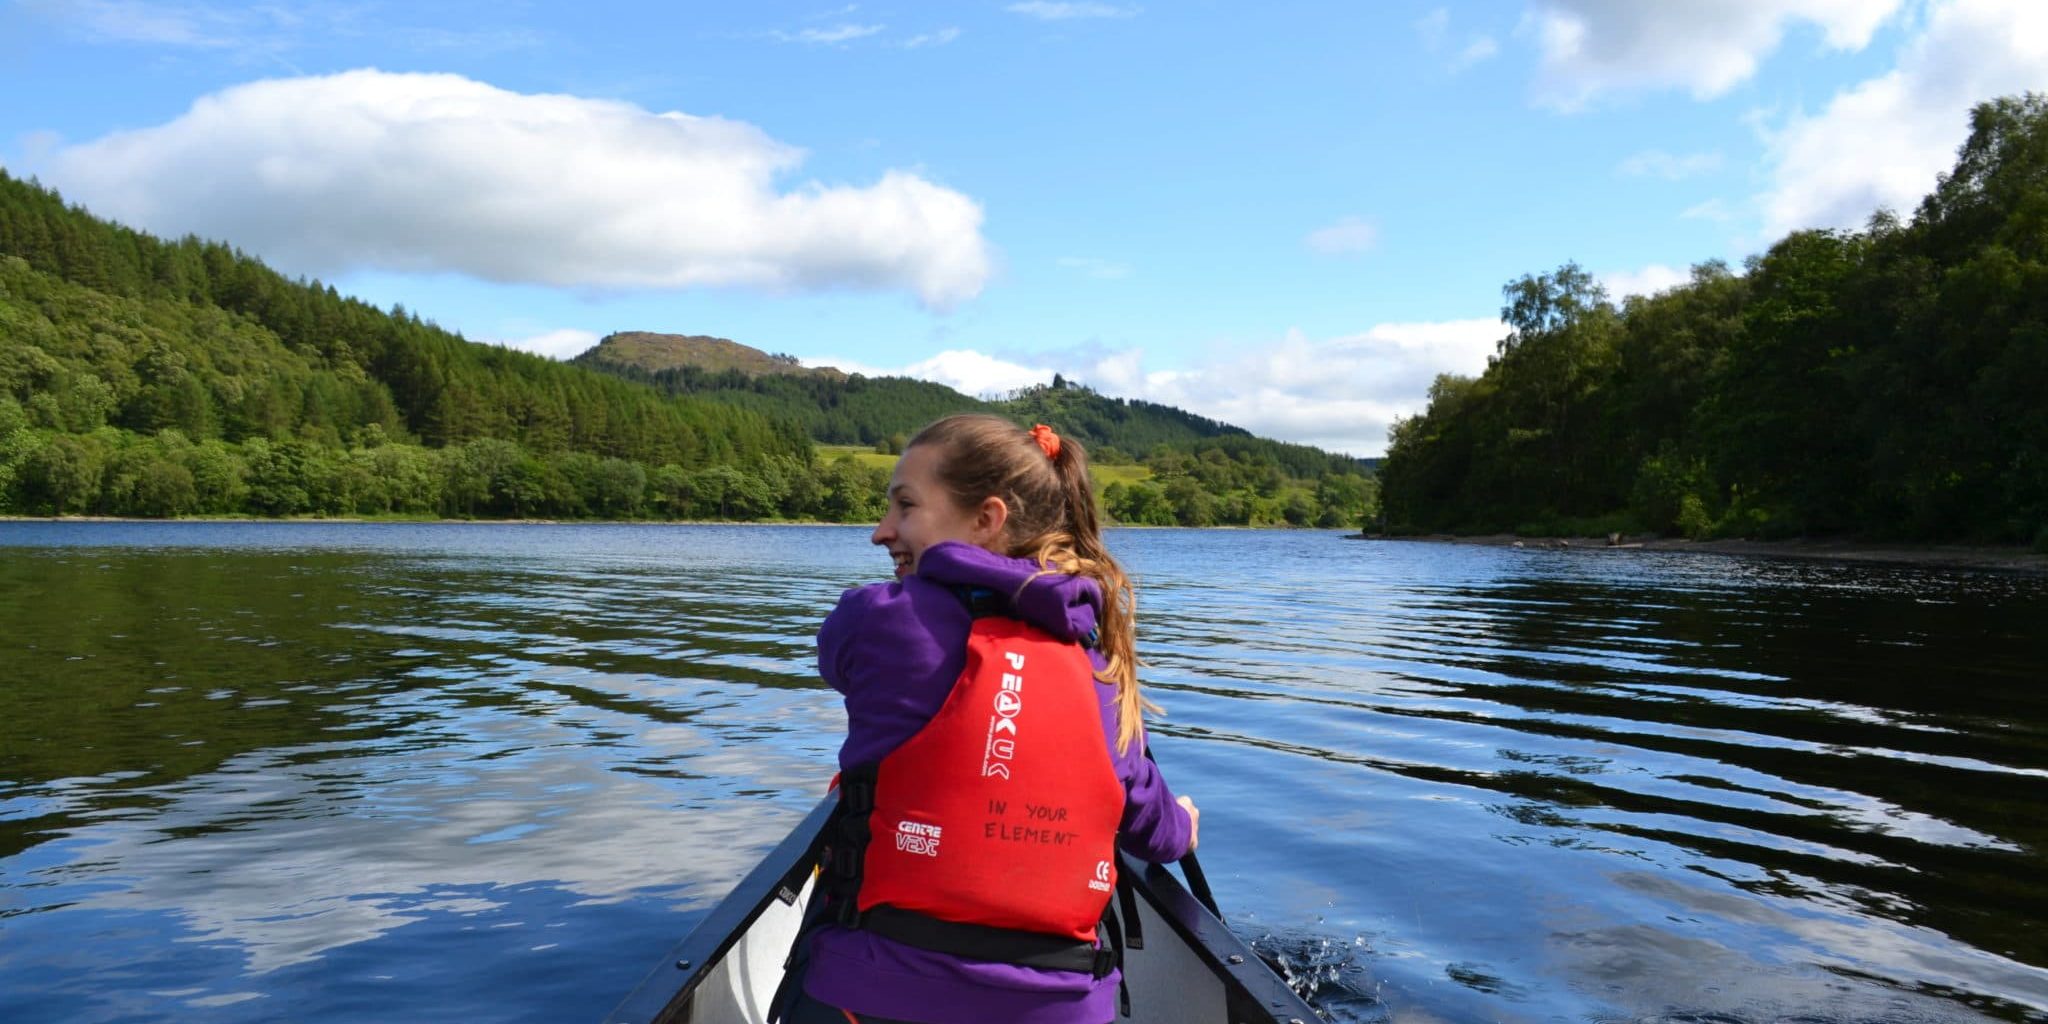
top-left (0, 412), bottom-right (891, 521)
top-left (1379, 94), bottom-right (2048, 549)
top-left (1103, 442), bottom-right (1377, 528)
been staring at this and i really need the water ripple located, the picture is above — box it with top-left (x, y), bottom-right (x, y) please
top-left (1, 523), bottom-right (2045, 1023)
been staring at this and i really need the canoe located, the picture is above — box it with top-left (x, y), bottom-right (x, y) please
top-left (604, 794), bottom-right (1320, 1024)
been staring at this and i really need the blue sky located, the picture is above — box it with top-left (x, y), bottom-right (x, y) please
top-left (4, 1), bottom-right (2044, 454)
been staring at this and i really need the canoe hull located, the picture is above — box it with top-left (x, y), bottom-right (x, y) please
top-left (604, 796), bottom-right (1314, 1024)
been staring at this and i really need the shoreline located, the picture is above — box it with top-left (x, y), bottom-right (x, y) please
top-left (0, 516), bottom-right (1335, 531)
top-left (0, 515), bottom-right (858, 527)
top-left (1355, 532), bottom-right (2048, 575)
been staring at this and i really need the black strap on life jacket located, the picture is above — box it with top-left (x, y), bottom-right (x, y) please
top-left (951, 584), bottom-right (1099, 649)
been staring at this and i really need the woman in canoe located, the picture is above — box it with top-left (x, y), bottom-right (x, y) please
top-left (786, 414), bottom-right (1199, 1024)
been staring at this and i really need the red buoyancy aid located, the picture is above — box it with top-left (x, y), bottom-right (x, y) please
top-left (857, 616), bottom-right (1125, 943)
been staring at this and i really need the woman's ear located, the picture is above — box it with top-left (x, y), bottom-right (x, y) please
top-left (973, 495), bottom-right (1010, 549)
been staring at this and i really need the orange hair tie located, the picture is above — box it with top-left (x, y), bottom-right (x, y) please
top-left (1028, 424), bottom-right (1061, 460)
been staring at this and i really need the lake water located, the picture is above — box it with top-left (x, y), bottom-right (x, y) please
top-left (2, 522), bottom-right (2044, 1024)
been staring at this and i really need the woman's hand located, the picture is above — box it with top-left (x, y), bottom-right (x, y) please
top-left (1177, 795), bottom-right (1200, 853)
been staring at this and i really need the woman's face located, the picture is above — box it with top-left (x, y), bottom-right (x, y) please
top-left (871, 444), bottom-right (999, 579)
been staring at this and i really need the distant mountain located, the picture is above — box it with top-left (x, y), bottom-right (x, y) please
top-left (575, 331), bottom-right (846, 380)
top-left (573, 330), bottom-right (1367, 478)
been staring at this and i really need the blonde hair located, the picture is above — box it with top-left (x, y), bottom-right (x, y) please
top-left (907, 413), bottom-right (1157, 754)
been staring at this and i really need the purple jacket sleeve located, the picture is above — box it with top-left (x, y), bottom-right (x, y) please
top-left (1111, 725), bottom-right (1193, 864)
top-left (818, 576), bottom-right (975, 771)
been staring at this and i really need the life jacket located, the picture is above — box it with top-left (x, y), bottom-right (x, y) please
top-left (821, 598), bottom-right (1128, 976)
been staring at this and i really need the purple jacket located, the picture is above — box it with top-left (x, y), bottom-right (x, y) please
top-left (803, 541), bottom-right (1193, 1024)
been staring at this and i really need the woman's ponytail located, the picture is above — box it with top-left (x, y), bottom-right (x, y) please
top-left (1035, 430), bottom-right (1155, 756)
top-left (910, 415), bottom-right (1159, 755)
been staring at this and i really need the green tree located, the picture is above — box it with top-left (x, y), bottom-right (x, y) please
top-left (650, 463), bottom-right (695, 518)
top-left (818, 456), bottom-right (887, 522)
top-left (690, 464), bottom-right (773, 520)
top-left (1314, 473), bottom-right (1378, 529)
top-left (241, 438), bottom-right (310, 515)
top-left (131, 457), bottom-right (197, 517)
top-left (21, 432), bottom-right (105, 514)
top-left (591, 457), bottom-right (647, 517)
top-left (1492, 262), bottom-right (1622, 519)
top-left (1163, 476), bottom-right (1217, 526)
top-left (189, 440), bottom-right (249, 513)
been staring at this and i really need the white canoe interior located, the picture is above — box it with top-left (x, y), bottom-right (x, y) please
top-left (606, 796), bottom-right (1316, 1024)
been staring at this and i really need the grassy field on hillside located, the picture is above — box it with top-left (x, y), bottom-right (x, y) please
top-left (1091, 463), bottom-right (1151, 487)
top-left (818, 445), bottom-right (1153, 491)
top-left (818, 445), bottom-right (902, 471)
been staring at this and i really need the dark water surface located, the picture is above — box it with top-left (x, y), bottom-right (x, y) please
top-left (2, 522), bottom-right (2044, 1024)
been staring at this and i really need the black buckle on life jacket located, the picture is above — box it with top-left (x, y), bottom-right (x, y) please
top-left (1093, 914), bottom-right (1120, 980)
top-left (952, 584), bottom-right (1007, 619)
top-left (839, 772), bottom-right (875, 815)
top-left (832, 890), bottom-right (862, 927)
top-left (827, 841), bottom-right (859, 880)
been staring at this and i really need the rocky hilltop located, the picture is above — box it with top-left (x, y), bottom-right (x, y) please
top-left (573, 331), bottom-right (845, 380)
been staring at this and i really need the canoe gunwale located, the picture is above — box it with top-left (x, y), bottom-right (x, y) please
top-left (605, 796), bottom-right (833, 1024)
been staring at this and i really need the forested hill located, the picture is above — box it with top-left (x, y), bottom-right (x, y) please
top-left (1378, 94), bottom-right (2048, 548)
top-left (572, 330), bottom-right (1362, 481)
top-left (0, 169), bottom-right (823, 519)
top-left (573, 335), bottom-right (1006, 447)
top-left (0, 170), bottom-right (1378, 527)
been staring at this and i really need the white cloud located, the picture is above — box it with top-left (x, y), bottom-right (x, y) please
top-left (390, 25), bottom-right (544, 54)
top-left (1418, 9), bottom-right (1499, 71)
top-left (27, 1), bottom-right (539, 58)
top-left (1129, 320), bottom-right (1507, 455)
top-left (1529, 0), bottom-right (1903, 108)
top-left (1680, 198), bottom-right (1738, 222)
top-left (37, 70), bottom-right (992, 309)
top-left (492, 328), bottom-right (602, 361)
top-left (1416, 8), bottom-right (1451, 49)
top-left (902, 27), bottom-right (962, 48)
top-left (1456, 36), bottom-right (1502, 69)
top-left (46, 0), bottom-right (237, 47)
top-left (914, 349), bottom-right (1059, 396)
top-left (1005, 2), bottom-right (1140, 21)
top-left (775, 23), bottom-right (884, 44)
top-left (1759, 0), bottom-right (2048, 237)
top-left (805, 317), bottom-right (1507, 456)
top-left (1599, 263), bottom-right (1690, 300)
top-left (1057, 256), bottom-right (1131, 280)
top-left (1304, 216), bottom-right (1378, 256)
top-left (803, 349), bottom-right (1052, 398)
top-left (1617, 149), bottom-right (1724, 180)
